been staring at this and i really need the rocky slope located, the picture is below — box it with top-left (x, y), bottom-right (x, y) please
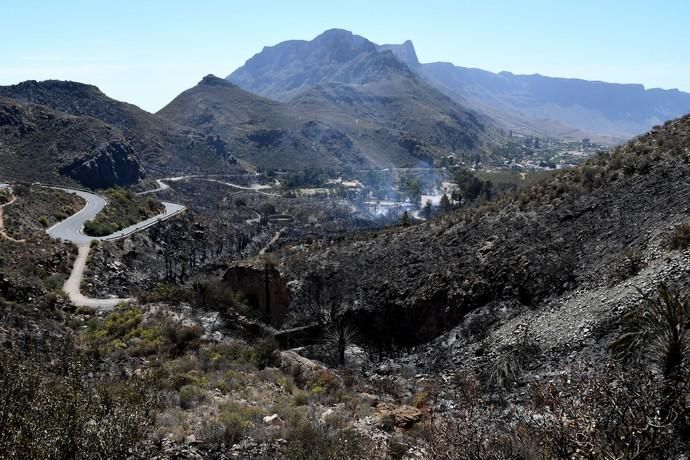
top-left (0, 97), bottom-right (142, 187)
top-left (0, 80), bottom-right (237, 176)
top-left (158, 75), bottom-right (364, 169)
top-left (230, 29), bottom-right (421, 102)
top-left (278, 114), bottom-right (690, 350)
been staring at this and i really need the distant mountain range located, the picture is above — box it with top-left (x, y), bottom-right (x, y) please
top-left (2, 29), bottom-right (690, 187)
top-left (230, 29), bottom-right (690, 143)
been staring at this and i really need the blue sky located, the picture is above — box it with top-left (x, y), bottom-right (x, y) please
top-left (2, 0), bottom-right (689, 111)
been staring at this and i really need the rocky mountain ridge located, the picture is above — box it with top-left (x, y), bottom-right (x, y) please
top-left (0, 96), bottom-right (142, 187)
top-left (157, 75), bottom-right (364, 169)
top-left (230, 29), bottom-right (690, 142)
top-left (381, 38), bottom-right (690, 140)
top-left (0, 80), bottom-right (238, 177)
top-left (160, 71), bottom-right (493, 169)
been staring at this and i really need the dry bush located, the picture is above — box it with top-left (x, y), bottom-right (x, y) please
top-left (422, 362), bottom-right (690, 459)
top-left (522, 364), bottom-right (688, 459)
top-left (483, 328), bottom-right (541, 390)
top-left (670, 223), bottom-right (690, 250)
top-left (0, 338), bottom-right (152, 459)
top-left (420, 404), bottom-right (522, 460)
top-left (283, 424), bottom-right (381, 460)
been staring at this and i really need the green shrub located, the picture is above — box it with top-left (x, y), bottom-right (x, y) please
top-left (252, 337), bottom-right (280, 370)
top-left (283, 424), bottom-right (374, 460)
top-left (218, 402), bottom-right (262, 445)
top-left (162, 322), bottom-right (202, 357)
top-left (293, 390), bottom-right (309, 406)
top-left (172, 370), bottom-right (209, 390)
top-left (83, 187), bottom-right (163, 237)
top-left (179, 384), bottom-right (205, 409)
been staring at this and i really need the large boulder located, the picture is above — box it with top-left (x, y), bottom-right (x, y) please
top-left (375, 403), bottom-right (423, 429)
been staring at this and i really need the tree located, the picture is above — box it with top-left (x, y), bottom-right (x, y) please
top-left (325, 320), bottom-right (359, 366)
top-left (300, 273), bottom-right (359, 366)
top-left (401, 211), bottom-right (411, 227)
top-left (423, 200), bottom-right (432, 219)
top-left (399, 174), bottom-right (422, 208)
top-left (453, 168), bottom-right (483, 201)
top-left (451, 190), bottom-right (463, 206)
top-left (481, 180), bottom-right (493, 200)
top-left (440, 193), bottom-right (452, 213)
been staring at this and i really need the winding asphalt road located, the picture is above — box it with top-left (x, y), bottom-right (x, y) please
top-left (137, 178), bottom-right (171, 195)
top-left (47, 175), bottom-right (273, 309)
top-left (47, 188), bottom-right (186, 244)
top-left (45, 187), bottom-right (186, 310)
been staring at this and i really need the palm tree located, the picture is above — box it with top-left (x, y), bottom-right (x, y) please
top-left (612, 284), bottom-right (689, 381)
top-left (324, 319), bottom-right (359, 366)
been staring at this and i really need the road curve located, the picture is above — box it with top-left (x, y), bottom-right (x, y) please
top-left (0, 191), bottom-right (25, 243)
top-left (44, 186), bottom-right (186, 310)
top-left (47, 187), bottom-right (186, 245)
top-left (50, 174), bottom-right (272, 309)
top-left (63, 245), bottom-right (131, 310)
top-left (202, 178), bottom-right (277, 196)
top-left (142, 175), bottom-right (278, 197)
top-left (137, 179), bottom-right (170, 195)
top-left (46, 188), bottom-right (107, 245)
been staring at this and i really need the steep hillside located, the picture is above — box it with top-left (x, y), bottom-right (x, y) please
top-left (161, 73), bottom-right (491, 169)
top-left (0, 97), bottom-right (142, 187)
top-left (158, 75), bottom-right (363, 169)
top-left (380, 39), bottom-right (690, 140)
top-left (280, 114), bottom-right (690, 349)
top-left (288, 50), bottom-right (491, 164)
top-left (226, 29), bottom-right (496, 166)
top-left (0, 80), bottom-right (237, 175)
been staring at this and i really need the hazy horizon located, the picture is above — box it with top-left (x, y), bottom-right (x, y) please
top-left (3, 0), bottom-right (689, 112)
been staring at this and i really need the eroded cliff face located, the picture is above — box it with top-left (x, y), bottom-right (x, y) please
top-left (224, 259), bottom-right (291, 327)
top-left (58, 141), bottom-right (143, 188)
top-left (0, 96), bottom-right (144, 187)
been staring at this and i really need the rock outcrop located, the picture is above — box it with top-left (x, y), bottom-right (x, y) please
top-left (0, 96), bottom-right (143, 187)
top-left (59, 140), bottom-right (142, 188)
top-left (224, 258), bottom-right (291, 327)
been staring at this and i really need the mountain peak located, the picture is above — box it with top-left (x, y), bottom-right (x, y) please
top-left (378, 40), bottom-right (420, 68)
top-left (199, 74), bottom-right (234, 86)
top-left (315, 28), bottom-right (355, 39)
top-left (311, 28), bottom-right (376, 55)
top-left (3, 79), bottom-right (105, 98)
